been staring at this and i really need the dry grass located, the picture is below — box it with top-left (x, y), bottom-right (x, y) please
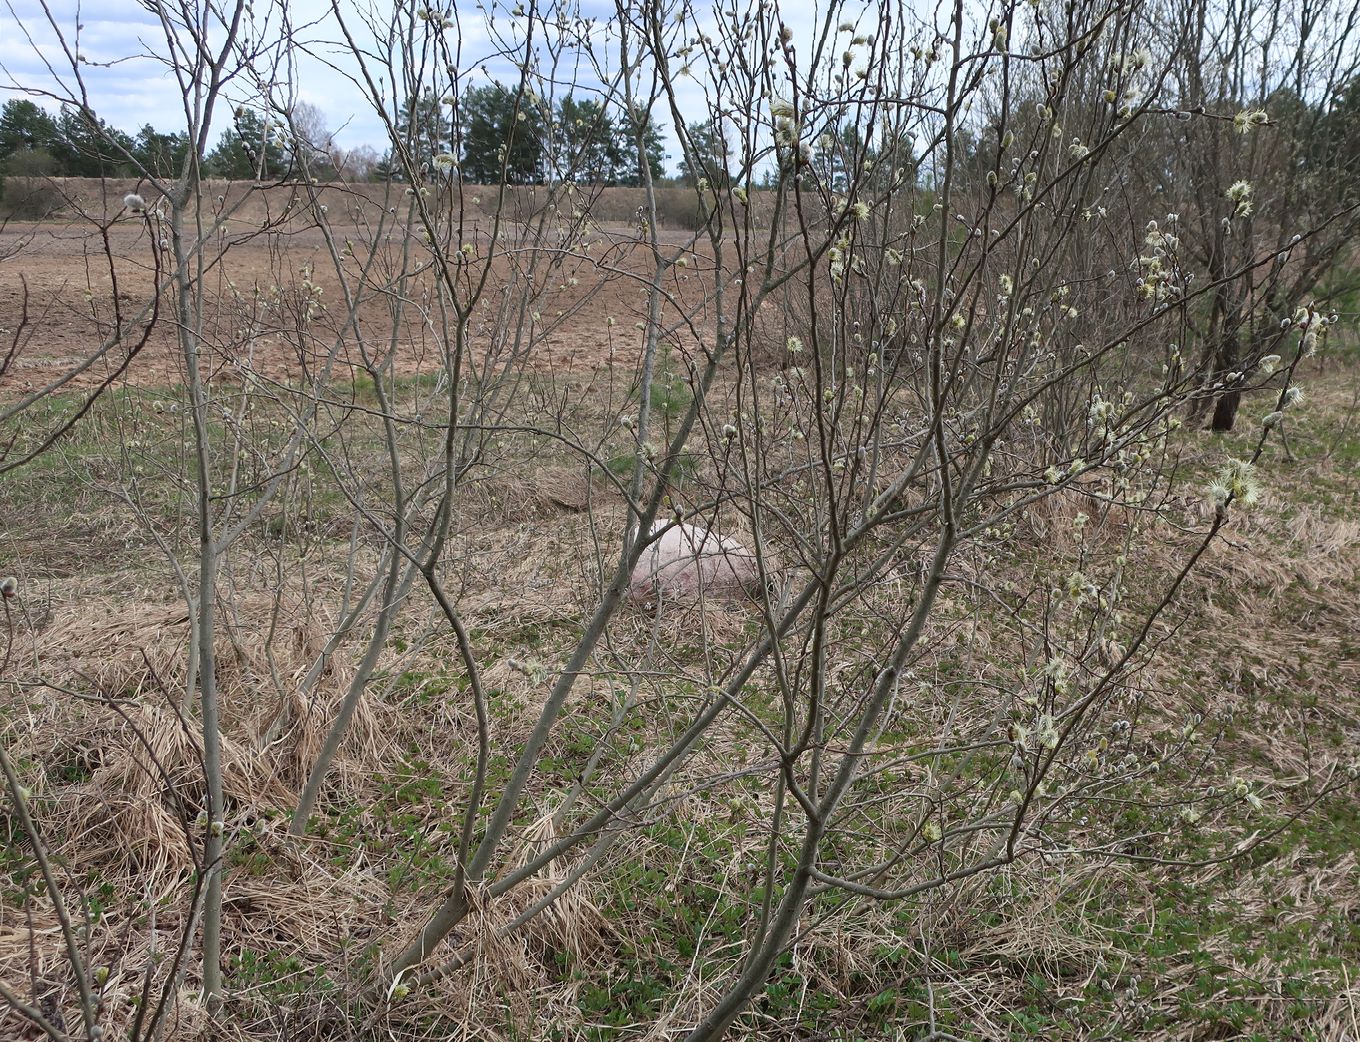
top-left (2, 357), bottom-right (1359, 1041)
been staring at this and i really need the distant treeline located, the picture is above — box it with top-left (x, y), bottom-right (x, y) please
top-left (0, 89), bottom-right (692, 187)
top-left (0, 86), bottom-right (923, 192)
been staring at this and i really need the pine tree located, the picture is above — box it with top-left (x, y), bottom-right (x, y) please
top-left (677, 119), bottom-right (729, 187)
top-left (0, 99), bottom-right (61, 175)
top-left (50, 106), bottom-right (135, 177)
top-left (391, 90), bottom-right (453, 177)
top-left (613, 109), bottom-right (667, 186)
top-left (204, 108), bottom-right (288, 180)
top-left (555, 94), bottom-right (618, 184)
top-left (459, 84), bottom-right (545, 185)
top-left (133, 124), bottom-right (192, 179)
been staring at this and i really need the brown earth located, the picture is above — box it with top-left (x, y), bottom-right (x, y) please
top-left (0, 179), bottom-right (756, 395)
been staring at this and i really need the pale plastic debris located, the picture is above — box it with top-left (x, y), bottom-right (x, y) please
top-left (627, 522), bottom-right (762, 605)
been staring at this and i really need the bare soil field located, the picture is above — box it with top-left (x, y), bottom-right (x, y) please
top-left (0, 215), bottom-right (719, 394)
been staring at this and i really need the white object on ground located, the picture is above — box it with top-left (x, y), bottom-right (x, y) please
top-left (627, 522), bottom-right (762, 605)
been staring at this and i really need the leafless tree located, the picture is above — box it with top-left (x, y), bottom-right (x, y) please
top-left (2, 0), bottom-right (1357, 1038)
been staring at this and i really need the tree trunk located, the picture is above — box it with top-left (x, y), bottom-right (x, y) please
top-left (1210, 387), bottom-right (1241, 431)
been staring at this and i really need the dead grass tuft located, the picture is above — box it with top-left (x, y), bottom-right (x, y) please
top-left (58, 699), bottom-right (285, 880)
top-left (35, 588), bottom-right (327, 713)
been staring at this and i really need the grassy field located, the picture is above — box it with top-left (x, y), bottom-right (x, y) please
top-left (2, 335), bottom-right (1359, 1040)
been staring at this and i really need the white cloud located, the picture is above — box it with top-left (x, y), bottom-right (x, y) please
top-left (0, 0), bottom-right (883, 173)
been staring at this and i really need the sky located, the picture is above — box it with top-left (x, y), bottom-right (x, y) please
top-left (1, 0), bottom-right (419, 150)
top-left (0, 0), bottom-right (869, 171)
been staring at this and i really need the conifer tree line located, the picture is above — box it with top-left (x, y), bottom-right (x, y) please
top-left (0, 86), bottom-right (678, 186)
top-left (384, 86), bottom-right (669, 186)
top-left (0, 84), bottom-right (912, 190)
top-left (9, 77), bottom-right (1359, 196)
